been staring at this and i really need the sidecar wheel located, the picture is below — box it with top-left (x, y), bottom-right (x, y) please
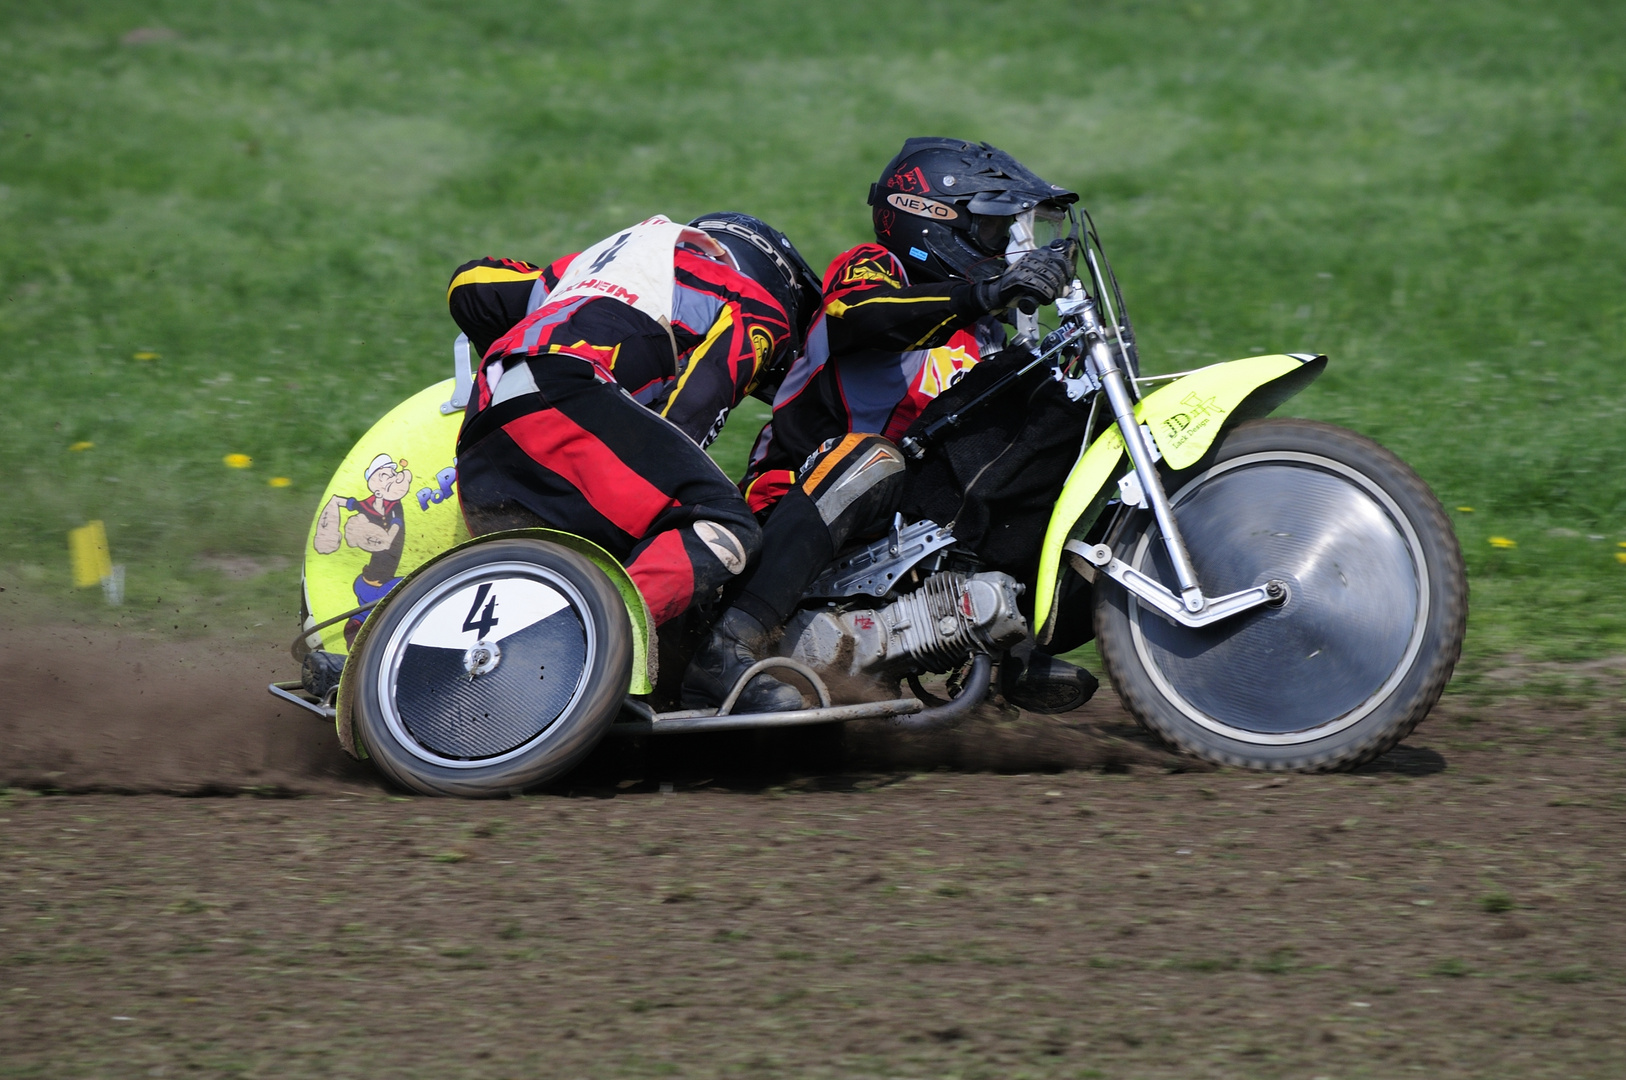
top-left (351, 537), bottom-right (632, 797)
top-left (1095, 419), bottom-right (1466, 772)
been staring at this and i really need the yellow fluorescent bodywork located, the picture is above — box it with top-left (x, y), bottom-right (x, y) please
top-left (1032, 354), bottom-right (1315, 636)
top-left (302, 379), bottom-right (472, 657)
top-left (302, 381), bottom-right (654, 735)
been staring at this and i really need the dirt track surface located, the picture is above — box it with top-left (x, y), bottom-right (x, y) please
top-left (0, 623), bottom-right (371, 796)
top-left (3, 626), bottom-right (1626, 1077)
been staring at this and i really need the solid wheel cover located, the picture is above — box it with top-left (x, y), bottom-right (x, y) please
top-left (395, 609), bottom-right (587, 759)
top-left (1132, 458), bottom-right (1422, 735)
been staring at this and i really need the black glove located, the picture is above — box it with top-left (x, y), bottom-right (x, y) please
top-left (973, 241), bottom-right (1075, 313)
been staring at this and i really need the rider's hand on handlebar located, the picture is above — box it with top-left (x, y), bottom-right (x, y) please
top-left (974, 240), bottom-right (1076, 314)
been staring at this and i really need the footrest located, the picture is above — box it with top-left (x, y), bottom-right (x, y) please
top-left (608, 697), bottom-right (923, 735)
top-left (268, 680), bottom-right (337, 721)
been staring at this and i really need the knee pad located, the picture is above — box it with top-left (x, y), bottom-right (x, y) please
top-left (691, 519), bottom-right (753, 576)
top-left (799, 434), bottom-right (906, 527)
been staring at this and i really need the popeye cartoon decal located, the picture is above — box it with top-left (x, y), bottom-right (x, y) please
top-left (313, 454), bottom-right (416, 645)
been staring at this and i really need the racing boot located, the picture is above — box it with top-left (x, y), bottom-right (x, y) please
top-left (680, 607), bottom-right (804, 714)
top-left (1000, 640), bottom-right (1099, 714)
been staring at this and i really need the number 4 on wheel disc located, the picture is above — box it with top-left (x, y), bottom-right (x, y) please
top-left (350, 538), bottom-right (632, 797)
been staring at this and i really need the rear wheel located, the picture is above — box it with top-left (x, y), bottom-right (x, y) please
top-left (351, 537), bottom-right (632, 796)
top-left (1095, 419), bottom-right (1466, 771)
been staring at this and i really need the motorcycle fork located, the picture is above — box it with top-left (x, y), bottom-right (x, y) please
top-left (1089, 342), bottom-right (1206, 613)
top-left (1079, 340), bottom-right (1284, 629)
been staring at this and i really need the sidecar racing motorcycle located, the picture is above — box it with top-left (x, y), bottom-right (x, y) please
top-left (271, 213), bottom-right (1467, 797)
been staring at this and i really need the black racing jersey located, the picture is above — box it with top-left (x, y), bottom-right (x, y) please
top-left (740, 243), bottom-right (1003, 512)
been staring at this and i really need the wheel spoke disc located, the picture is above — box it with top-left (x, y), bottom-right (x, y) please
top-left (1129, 453), bottom-right (1425, 741)
top-left (382, 566), bottom-right (591, 764)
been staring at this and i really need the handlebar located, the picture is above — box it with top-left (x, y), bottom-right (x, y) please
top-left (901, 220), bottom-right (1138, 462)
top-left (900, 321), bottom-right (1089, 460)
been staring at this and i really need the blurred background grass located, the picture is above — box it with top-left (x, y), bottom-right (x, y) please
top-left (2, 0), bottom-right (1623, 681)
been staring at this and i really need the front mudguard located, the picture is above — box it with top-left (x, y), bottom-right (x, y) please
top-left (333, 528), bottom-right (655, 760)
top-left (1033, 353), bottom-right (1326, 642)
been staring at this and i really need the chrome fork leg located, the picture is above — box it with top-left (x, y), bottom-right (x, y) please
top-left (1092, 347), bottom-right (1207, 613)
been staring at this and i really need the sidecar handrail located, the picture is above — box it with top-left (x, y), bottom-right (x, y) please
top-left (440, 333), bottom-right (474, 415)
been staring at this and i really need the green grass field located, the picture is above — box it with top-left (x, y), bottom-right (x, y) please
top-left (3, 0), bottom-right (1624, 680)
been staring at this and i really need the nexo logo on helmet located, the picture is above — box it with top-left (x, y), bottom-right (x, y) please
top-left (886, 193), bottom-right (959, 221)
top-left (868, 138), bottom-right (1078, 284)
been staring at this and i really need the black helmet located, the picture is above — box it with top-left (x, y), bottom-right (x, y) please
top-left (688, 212), bottom-right (824, 345)
top-left (868, 137), bottom-right (1078, 284)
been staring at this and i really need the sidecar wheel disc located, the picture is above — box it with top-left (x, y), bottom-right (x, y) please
top-left (348, 536), bottom-right (633, 796)
top-left (377, 562), bottom-right (593, 766)
top-left (1127, 451), bottom-right (1427, 744)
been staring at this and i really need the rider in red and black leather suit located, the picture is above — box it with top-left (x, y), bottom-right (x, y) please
top-left (449, 214), bottom-right (821, 631)
top-left (737, 243), bottom-right (1005, 513)
top-left (446, 254), bottom-right (572, 360)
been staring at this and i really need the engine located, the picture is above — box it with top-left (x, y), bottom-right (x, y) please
top-left (782, 571), bottom-right (1028, 682)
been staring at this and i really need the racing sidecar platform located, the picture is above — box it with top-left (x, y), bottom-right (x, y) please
top-left (273, 529), bottom-right (986, 797)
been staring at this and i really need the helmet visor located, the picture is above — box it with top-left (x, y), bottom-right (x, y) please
top-left (1004, 204), bottom-right (1070, 263)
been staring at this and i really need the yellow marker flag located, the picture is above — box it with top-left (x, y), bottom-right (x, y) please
top-left (69, 521), bottom-right (113, 588)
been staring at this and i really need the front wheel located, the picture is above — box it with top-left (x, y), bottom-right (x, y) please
top-left (350, 537), bottom-right (632, 796)
top-left (1095, 419), bottom-right (1466, 771)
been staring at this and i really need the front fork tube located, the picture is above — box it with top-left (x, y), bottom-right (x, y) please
top-left (1089, 340), bottom-right (1207, 614)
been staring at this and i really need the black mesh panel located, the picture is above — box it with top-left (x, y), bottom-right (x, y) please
top-left (394, 607), bottom-right (589, 760)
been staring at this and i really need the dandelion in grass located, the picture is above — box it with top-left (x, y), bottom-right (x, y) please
top-left (69, 441), bottom-right (94, 452)
top-left (268, 476), bottom-right (292, 488)
top-left (1455, 506), bottom-right (1474, 513)
top-left (1616, 552), bottom-right (1626, 565)
top-left (1489, 536), bottom-right (1516, 549)
top-left (223, 453), bottom-right (252, 469)
top-left (132, 351), bottom-right (160, 361)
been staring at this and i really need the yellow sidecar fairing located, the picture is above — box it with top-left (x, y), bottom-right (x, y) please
top-left (302, 379), bottom-right (471, 655)
top-left (300, 380), bottom-right (654, 718)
